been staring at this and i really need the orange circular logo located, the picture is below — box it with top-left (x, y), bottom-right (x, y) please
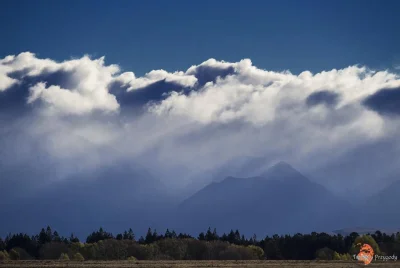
top-left (356, 243), bottom-right (374, 265)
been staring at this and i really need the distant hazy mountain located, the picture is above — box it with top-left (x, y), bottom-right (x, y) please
top-left (2, 155), bottom-right (398, 239)
top-left (175, 162), bottom-right (359, 237)
top-left (0, 161), bottom-right (173, 238)
top-left (180, 155), bottom-right (273, 200)
top-left (308, 138), bottom-right (400, 199)
top-left (363, 180), bottom-right (400, 229)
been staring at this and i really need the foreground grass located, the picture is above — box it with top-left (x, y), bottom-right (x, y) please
top-left (0, 260), bottom-right (398, 268)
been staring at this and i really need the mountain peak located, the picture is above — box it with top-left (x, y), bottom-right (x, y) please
top-left (261, 161), bottom-right (309, 183)
top-left (272, 161), bottom-right (293, 169)
top-left (268, 161), bottom-right (298, 174)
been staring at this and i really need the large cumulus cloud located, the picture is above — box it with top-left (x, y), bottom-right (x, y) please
top-left (1, 52), bottom-right (400, 197)
top-left (1, 52), bottom-right (120, 115)
top-left (150, 61), bottom-right (399, 125)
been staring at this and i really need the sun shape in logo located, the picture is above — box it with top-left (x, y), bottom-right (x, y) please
top-left (356, 243), bottom-right (374, 265)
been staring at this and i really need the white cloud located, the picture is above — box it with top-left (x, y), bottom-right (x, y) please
top-left (0, 55), bottom-right (20, 91)
top-left (186, 58), bottom-right (236, 75)
top-left (28, 82), bottom-right (119, 115)
top-left (115, 69), bottom-right (197, 91)
top-left (0, 52), bottom-right (120, 115)
top-left (150, 61), bottom-right (400, 126)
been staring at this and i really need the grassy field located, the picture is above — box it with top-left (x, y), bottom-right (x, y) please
top-left (0, 260), bottom-right (398, 268)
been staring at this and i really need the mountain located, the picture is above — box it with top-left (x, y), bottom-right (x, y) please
top-left (260, 161), bottom-right (310, 183)
top-left (0, 129), bottom-right (182, 238)
top-left (308, 138), bottom-right (400, 200)
top-left (179, 155), bottom-right (273, 200)
top-left (0, 161), bottom-right (173, 238)
top-left (363, 180), bottom-right (400, 229)
top-left (175, 162), bottom-right (359, 237)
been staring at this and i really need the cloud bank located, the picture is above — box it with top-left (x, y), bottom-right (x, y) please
top-left (1, 52), bottom-right (400, 197)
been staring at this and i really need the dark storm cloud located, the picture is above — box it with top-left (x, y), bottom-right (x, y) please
top-left (306, 90), bottom-right (340, 107)
top-left (189, 65), bottom-right (236, 87)
top-left (0, 68), bottom-right (81, 115)
top-left (109, 79), bottom-right (188, 108)
top-left (8, 68), bottom-right (77, 90)
top-left (107, 64), bottom-right (236, 114)
top-left (363, 86), bottom-right (400, 116)
top-left (109, 63), bottom-right (236, 109)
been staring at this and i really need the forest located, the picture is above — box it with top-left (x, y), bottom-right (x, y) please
top-left (1, 226), bottom-right (399, 261)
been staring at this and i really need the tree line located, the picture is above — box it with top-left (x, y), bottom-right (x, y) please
top-left (0, 226), bottom-right (399, 261)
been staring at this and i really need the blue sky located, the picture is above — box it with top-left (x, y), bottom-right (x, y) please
top-left (1, 0), bottom-right (399, 75)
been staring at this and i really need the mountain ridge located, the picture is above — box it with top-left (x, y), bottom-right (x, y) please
top-left (175, 161), bottom-right (358, 236)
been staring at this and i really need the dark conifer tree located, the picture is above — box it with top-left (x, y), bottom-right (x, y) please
top-left (198, 232), bottom-right (206, 241)
top-left (53, 231), bottom-right (61, 242)
top-left (205, 227), bottom-right (213, 241)
top-left (138, 236), bottom-right (145, 244)
top-left (241, 235), bottom-right (246, 245)
top-left (69, 233), bottom-right (80, 243)
top-left (0, 238), bottom-right (5, 251)
top-left (212, 228), bottom-right (219, 241)
top-left (38, 228), bottom-right (51, 244)
top-left (152, 229), bottom-right (160, 241)
top-left (86, 227), bottom-right (113, 243)
top-left (227, 230), bottom-right (235, 244)
top-left (165, 229), bottom-right (172, 239)
top-left (46, 226), bottom-right (53, 241)
top-left (171, 230), bottom-right (177, 239)
top-left (127, 228), bottom-right (135, 240)
top-left (123, 231), bottom-right (128, 240)
top-left (145, 228), bottom-right (153, 244)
